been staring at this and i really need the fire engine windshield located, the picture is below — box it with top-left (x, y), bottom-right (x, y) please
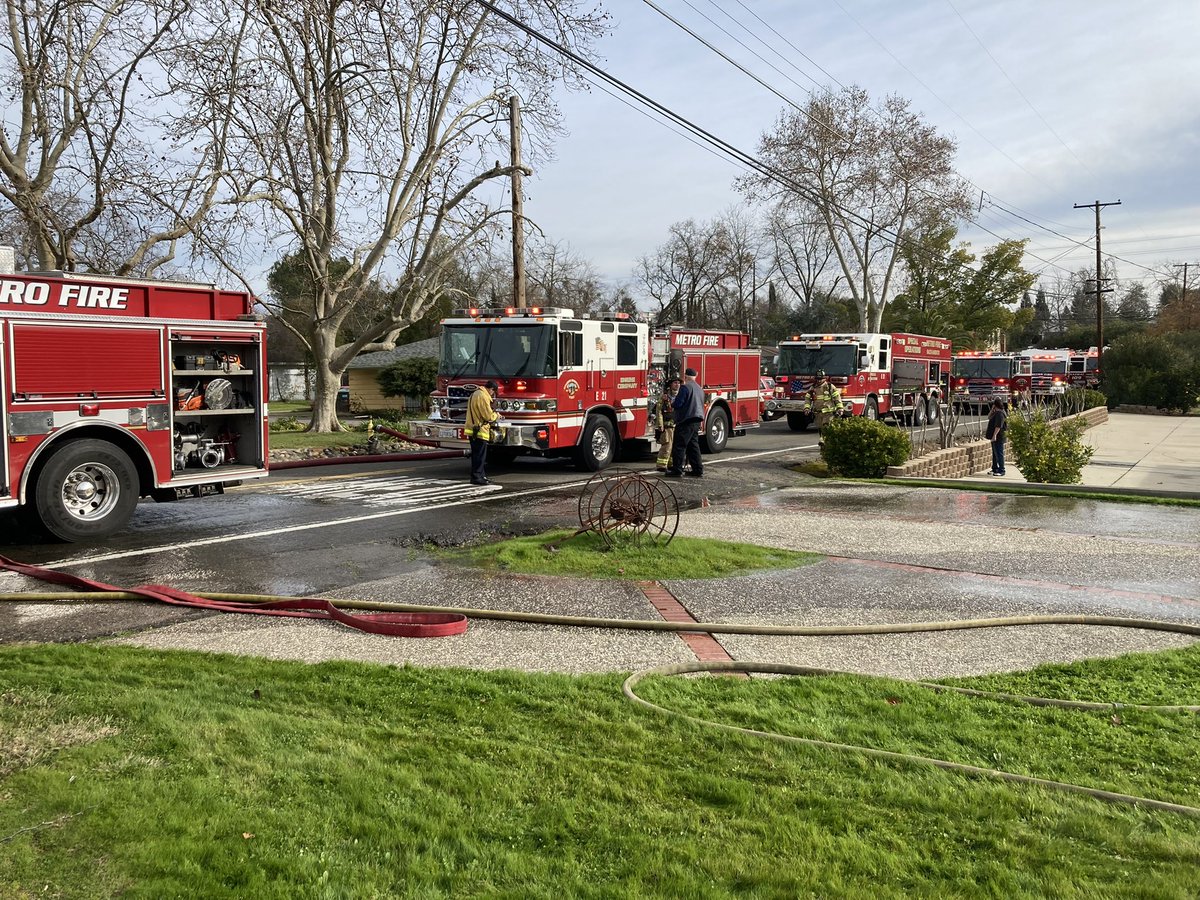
top-left (952, 358), bottom-right (1013, 379)
top-left (1031, 359), bottom-right (1068, 375)
top-left (777, 344), bottom-right (857, 377)
top-left (441, 324), bottom-right (557, 379)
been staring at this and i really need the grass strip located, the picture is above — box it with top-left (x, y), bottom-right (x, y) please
top-left (867, 477), bottom-right (1200, 507)
top-left (456, 529), bottom-right (820, 580)
top-left (1, 644), bottom-right (1199, 897)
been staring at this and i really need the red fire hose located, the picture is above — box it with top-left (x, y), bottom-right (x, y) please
top-left (0, 555), bottom-right (467, 638)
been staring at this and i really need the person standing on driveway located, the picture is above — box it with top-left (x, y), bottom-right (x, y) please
top-left (665, 367), bottom-right (705, 478)
top-left (466, 380), bottom-right (500, 486)
top-left (987, 398), bottom-right (1008, 476)
top-left (655, 377), bottom-right (681, 471)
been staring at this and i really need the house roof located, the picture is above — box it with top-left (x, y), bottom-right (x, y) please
top-left (346, 336), bottom-right (440, 370)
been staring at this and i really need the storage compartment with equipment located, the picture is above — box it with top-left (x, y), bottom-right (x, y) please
top-left (169, 336), bottom-right (263, 473)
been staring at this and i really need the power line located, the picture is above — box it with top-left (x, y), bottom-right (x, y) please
top-left (471, 0), bottom-right (1082, 301)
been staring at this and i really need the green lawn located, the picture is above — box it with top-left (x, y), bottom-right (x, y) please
top-left (460, 530), bottom-right (821, 580)
top-left (3, 643), bottom-right (1199, 897)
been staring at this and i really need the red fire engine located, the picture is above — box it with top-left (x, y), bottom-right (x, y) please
top-left (950, 351), bottom-right (1032, 410)
top-left (408, 307), bottom-right (761, 470)
top-left (1020, 349), bottom-right (1071, 400)
top-left (766, 332), bottom-right (952, 430)
top-left (0, 267), bottom-right (268, 541)
top-left (1068, 347), bottom-right (1101, 389)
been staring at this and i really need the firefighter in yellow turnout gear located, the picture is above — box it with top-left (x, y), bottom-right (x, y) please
top-left (654, 377), bottom-right (681, 471)
top-left (810, 370), bottom-right (843, 431)
top-left (466, 380), bottom-right (500, 485)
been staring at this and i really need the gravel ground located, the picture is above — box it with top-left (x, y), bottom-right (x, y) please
top-left (108, 568), bottom-right (697, 676)
top-left (30, 482), bottom-right (1200, 680)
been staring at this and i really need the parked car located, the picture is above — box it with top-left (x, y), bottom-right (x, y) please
top-left (759, 376), bottom-right (782, 421)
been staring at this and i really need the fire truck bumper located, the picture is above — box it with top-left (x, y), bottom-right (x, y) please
top-left (408, 419), bottom-right (553, 450)
top-left (768, 399), bottom-right (814, 414)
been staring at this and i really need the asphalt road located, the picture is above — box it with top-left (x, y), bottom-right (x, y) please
top-left (0, 417), bottom-right (822, 602)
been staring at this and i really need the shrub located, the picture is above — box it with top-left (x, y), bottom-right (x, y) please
top-left (1063, 387), bottom-right (1106, 411)
top-left (377, 357), bottom-right (438, 409)
top-left (820, 416), bottom-right (910, 477)
top-left (1102, 333), bottom-right (1200, 413)
top-left (1007, 409), bottom-right (1095, 484)
top-left (269, 416), bottom-right (306, 433)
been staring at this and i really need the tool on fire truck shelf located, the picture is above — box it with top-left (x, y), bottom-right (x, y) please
top-left (4, 552), bottom-right (1199, 816)
top-left (564, 468), bottom-right (679, 548)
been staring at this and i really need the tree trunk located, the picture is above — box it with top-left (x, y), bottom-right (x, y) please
top-left (308, 327), bottom-right (344, 432)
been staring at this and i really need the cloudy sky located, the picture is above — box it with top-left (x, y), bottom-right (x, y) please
top-left (517, 0), bottom-right (1200, 300)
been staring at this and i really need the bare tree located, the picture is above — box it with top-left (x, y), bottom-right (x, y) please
top-left (179, 0), bottom-right (606, 430)
top-left (636, 212), bottom-right (762, 330)
top-left (0, 0), bottom-right (241, 274)
top-left (525, 237), bottom-right (605, 314)
top-left (739, 86), bottom-right (971, 332)
top-left (765, 203), bottom-right (841, 315)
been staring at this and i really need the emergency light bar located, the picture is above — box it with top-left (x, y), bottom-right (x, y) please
top-left (450, 306), bottom-right (575, 318)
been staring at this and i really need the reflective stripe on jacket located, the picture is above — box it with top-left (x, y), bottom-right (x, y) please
top-left (814, 383), bottom-right (842, 414)
top-left (466, 387), bottom-right (498, 441)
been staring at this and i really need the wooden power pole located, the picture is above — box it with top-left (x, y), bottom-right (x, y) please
top-left (509, 95), bottom-right (526, 309)
top-left (1073, 199), bottom-right (1120, 371)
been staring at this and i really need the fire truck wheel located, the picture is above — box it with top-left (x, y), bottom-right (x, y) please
top-left (34, 439), bottom-right (140, 542)
top-left (926, 397), bottom-right (940, 423)
top-left (912, 401), bottom-right (928, 427)
top-left (864, 398), bottom-right (879, 420)
top-left (575, 416), bottom-right (616, 471)
top-left (701, 407), bottom-right (730, 454)
top-left (786, 412), bottom-right (811, 432)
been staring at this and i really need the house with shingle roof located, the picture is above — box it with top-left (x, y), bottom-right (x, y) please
top-left (343, 336), bottom-right (440, 412)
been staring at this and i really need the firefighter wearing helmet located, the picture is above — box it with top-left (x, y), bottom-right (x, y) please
top-left (811, 370), bottom-right (843, 431)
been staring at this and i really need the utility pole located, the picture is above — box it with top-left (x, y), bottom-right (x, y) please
top-left (1073, 199), bottom-right (1120, 371)
top-left (509, 95), bottom-right (526, 309)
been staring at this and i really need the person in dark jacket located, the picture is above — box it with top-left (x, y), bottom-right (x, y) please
top-left (664, 367), bottom-right (705, 478)
top-left (986, 399), bottom-right (1008, 476)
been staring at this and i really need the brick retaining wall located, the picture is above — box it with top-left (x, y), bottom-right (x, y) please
top-left (886, 406), bottom-right (1109, 480)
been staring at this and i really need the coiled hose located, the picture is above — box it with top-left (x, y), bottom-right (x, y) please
top-left (4, 588), bottom-right (1199, 816)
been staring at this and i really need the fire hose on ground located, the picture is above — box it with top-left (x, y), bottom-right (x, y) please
top-left (2, 554), bottom-right (1199, 818)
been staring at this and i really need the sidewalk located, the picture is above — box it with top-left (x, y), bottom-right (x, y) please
top-left (962, 412), bottom-right (1200, 497)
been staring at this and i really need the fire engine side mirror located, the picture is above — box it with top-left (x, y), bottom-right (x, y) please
top-left (860, 353), bottom-right (870, 368)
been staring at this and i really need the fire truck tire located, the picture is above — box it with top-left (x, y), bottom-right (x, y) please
top-left (786, 412), bottom-right (812, 432)
top-left (926, 397), bottom-right (940, 423)
top-left (575, 416), bottom-right (616, 471)
top-left (33, 439), bottom-right (139, 542)
top-left (912, 400), bottom-right (928, 427)
top-left (864, 398), bottom-right (879, 420)
top-left (701, 407), bottom-right (730, 453)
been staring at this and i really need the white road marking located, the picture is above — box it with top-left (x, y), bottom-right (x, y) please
top-left (32, 443), bottom-right (813, 569)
